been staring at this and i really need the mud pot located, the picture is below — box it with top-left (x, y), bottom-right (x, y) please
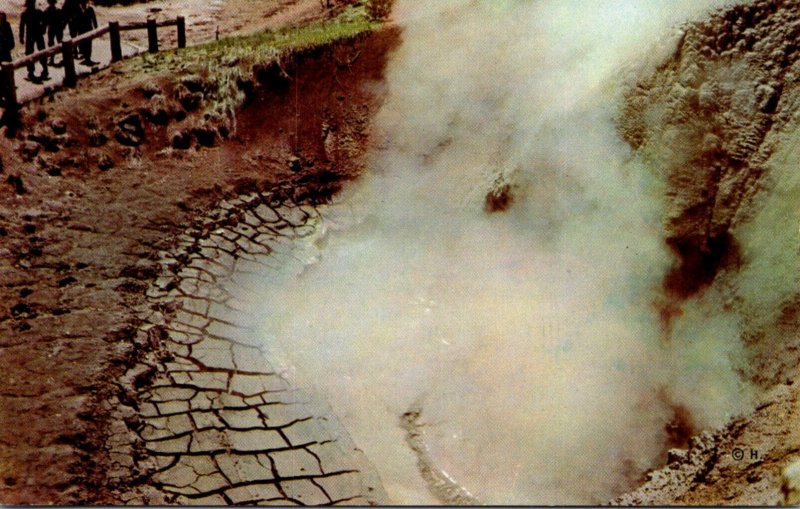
top-left (2, 0), bottom-right (800, 506)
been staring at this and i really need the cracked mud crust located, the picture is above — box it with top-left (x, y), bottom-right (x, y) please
top-left (115, 192), bottom-right (387, 505)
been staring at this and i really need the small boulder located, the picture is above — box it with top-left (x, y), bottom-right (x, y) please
top-left (7, 175), bottom-right (25, 195)
top-left (287, 156), bottom-right (301, 172)
top-left (50, 118), bottom-right (68, 135)
top-left (20, 141), bottom-right (41, 161)
top-left (89, 129), bottom-right (108, 147)
top-left (97, 154), bottom-right (114, 171)
top-left (27, 131), bottom-right (60, 153)
top-left (190, 123), bottom-right (217, 147)
top-left (114, 113), bottom-right (145, 147)
top-left (140, 82), bottom-right (162, 99)
top-left (175, 86), bottom-right (203, 112)
top-left (144, 94), bottom-right (171, 125)
top-left (181, 75), bottom-right (207, 93)
top-left (170, 129), bottom-right (192, 150)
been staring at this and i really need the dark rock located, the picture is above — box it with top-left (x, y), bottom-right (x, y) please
top-left (58, 276), bottom-right (77, 287)
top-left (116, 280), bottom-right (147, 293)
top-left (287, 155), bottom-right (302, 172)
top-left (173, 108), bottom-right (187, 122)
top-left (27, 131), bottom-right (60, 152)
top-left (140, 82), bottom-right (162, 99)
top-left (7, 175), bottom-right (25, 195)
top-left (88, 129), bottom-right (108, 147)
top-left (170, 129), bottom-right (192, 150)
top-left (190, 123), bottom-right (217, 147)
top-left (97, 154), bottom-right (114, 171)
top-left (19, 141), bottom-right (40, 161)
top-left (119, 264), bottom-right (159, 280)
top-left (50, 118), bottom-right (67, 135)
top-left (10, 302), bottom-right (32, 316)
top-left (181, 74), bottom-right (207, 93)
top-left (57, 156), bottom-right (81, 169)
top-left (115, 113), bottom-right (145, 147)
top-left (144, 95), bottom-right (171, 125)
top-left (175, 86), bottom-right (203, 112)
top-left (37, 156), bottom-right (61, 176)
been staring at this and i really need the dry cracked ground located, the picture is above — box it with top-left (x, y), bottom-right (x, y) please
top-left (1, 0), bottom-right (800, 506)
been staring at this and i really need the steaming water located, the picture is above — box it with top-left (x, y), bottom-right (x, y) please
top-left (239, 0), bottom-right (757, 504)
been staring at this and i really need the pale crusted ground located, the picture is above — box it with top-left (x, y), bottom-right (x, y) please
top-left (614, 0), bottom-right (800, 504)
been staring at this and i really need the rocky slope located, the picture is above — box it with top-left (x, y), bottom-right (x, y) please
top-left (615, 0), bottom-right (800, 503)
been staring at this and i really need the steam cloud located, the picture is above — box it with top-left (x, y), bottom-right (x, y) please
top-left (240, 0), bottom-right (758, 504)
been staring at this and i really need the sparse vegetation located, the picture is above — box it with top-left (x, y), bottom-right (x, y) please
top-left (366, 0), bottom-right (394, 20)
top-left (121, 2), bottom-right (382, 136)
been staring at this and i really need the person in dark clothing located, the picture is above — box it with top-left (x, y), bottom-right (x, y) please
top-left (62, 0), bottom-right (77, 40)
top-left (60, 0), bottom-right (80, 58)
top-left (0, 12), bottom-right (14, 62)
top-left (43, 0), bottom-right (63, 65)
top-left (0, 11), bottom-right (15, 107)
top-left (19, 0), bottom-right (49, 82)
top-left (75, 0), bottom-right (97, 65)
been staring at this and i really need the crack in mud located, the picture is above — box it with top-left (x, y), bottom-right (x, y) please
top-left (109, 189), bottom-right (387, 505)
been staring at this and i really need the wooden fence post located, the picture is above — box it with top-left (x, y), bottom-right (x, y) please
top-left (62, 40), bottom-right (76, 87)
top-left (177, 16), bottom-right (186, 49)
top-left (109, 21), bottom-right (122, 62)
top-left (147, 18), bottom-right (158, 53)
top-left (1, 62), bottom-right (18, 111)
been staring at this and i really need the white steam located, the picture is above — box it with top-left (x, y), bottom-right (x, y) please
top-left (241, 0), bottom-right (755, 504)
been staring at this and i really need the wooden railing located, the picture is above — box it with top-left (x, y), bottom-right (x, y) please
top-left (1, 16), bottom-right (186, 113)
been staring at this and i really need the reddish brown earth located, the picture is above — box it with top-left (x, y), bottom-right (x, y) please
top-left (0, 9), bottom-right (399, 502)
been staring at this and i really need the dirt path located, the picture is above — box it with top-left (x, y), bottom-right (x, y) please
top-left (2, 0), bottom-right (327, 48)
top-left (3, 0), bottom-right (330, 106)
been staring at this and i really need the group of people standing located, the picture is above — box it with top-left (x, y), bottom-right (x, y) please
top-left (0, 0), bottom-right (98, 84)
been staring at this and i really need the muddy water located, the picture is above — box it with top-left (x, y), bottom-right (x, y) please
top-left (225, 1), bottom-right (757, 505)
